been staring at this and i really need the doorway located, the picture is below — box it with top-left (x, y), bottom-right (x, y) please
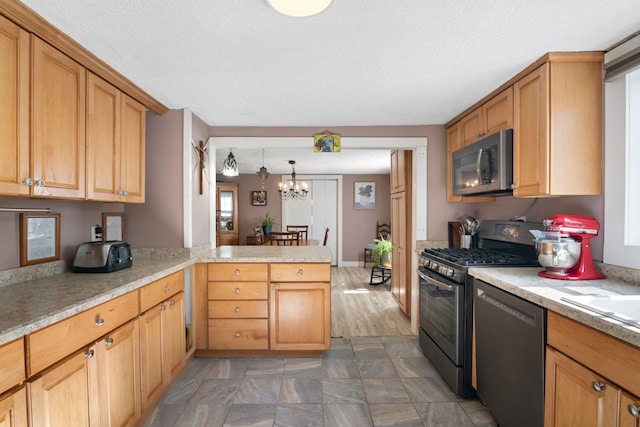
top-left (281, 177), bottom-right (339, 266)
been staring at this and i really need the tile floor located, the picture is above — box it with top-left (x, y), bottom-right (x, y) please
top-left (144, 336), bottom-right (498, 427)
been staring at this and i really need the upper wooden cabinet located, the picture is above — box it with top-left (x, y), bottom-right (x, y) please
top-left (513, 55), bottom-right (603, 197)
top-left (31, 36), bottom-right (86, 199)
top-left (390, 150), bottom-right (409, 193)
top-left (460, 87), bottom-right (513, 147)
top-left (0, 14), bottom-right (29, 196)
top-left (87, 73), bottom-right (146, 203)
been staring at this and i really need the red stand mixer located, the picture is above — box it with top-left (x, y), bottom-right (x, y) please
top-left (536, 214), bottom-right (605, 280)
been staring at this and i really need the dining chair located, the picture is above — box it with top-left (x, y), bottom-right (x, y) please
top-left (270, 231), bottom-right (299, 246)
top-left (254, 226), bottom-right (265, 245)
top-left (286, 225), bottom-right (308, 241)
top-left (323, 227), bottom-right (329, 246)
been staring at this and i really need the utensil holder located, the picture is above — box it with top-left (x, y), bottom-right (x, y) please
top-left (460, 235), bottom-right (472, 249)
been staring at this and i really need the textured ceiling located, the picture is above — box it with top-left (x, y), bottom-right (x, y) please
top-left (18, 1), bottom-right (640, 174)
top-left (20, 0), bottom-right (640, 128)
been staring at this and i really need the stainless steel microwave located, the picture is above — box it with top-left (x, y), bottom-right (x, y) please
top-left (452, 129), bottom-right (513, 196)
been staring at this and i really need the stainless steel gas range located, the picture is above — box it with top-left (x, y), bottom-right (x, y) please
top-left (417, 220), bottom-right (541, 398)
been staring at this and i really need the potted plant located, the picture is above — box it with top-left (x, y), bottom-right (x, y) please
top-left (372, 235), bottom-right (392, 267)
top-left (255, 212), bottom-right (278, 236)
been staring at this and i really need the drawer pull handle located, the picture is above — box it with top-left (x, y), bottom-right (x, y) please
top-left (164, 285), bottom-right (171, 292)
top-left (235, 269), bottom-right (240, 276)
top-left (234, 332), bottom-right (241, 338)
top-left (105, 338), bottom-right (114, 346)
top-left (85, 349), bottom-right (95, 359)
top-left (629, 404), bottom-right (640, 418)
top-left (235, 307), bottom-right (241, 313)
top-left (298, 269), bottom-right (303, 276)
top-left (235, 288), bottom-right (240, 294)
top-left (591, 381), bottom-right (605, 392)
top-left (95, 318), bottom-right (105, 327)
top-left (160, 304), bottom-right (166, 311)
top-left (170, 300), bottom-right (175, 306)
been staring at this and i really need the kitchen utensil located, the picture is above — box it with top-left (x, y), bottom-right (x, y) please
top-left (535, 214), bottom-right (604, 280)
top-left (460, 235), bottom-right (472, 249)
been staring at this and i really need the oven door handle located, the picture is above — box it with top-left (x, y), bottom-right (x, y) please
top-left (418, 269), bottom-right (455, 292)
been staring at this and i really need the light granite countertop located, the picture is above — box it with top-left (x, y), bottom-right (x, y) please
top-left (469, 267), bottom-right (640, 348)
top-left (0, 245), bottom-right (332, 346)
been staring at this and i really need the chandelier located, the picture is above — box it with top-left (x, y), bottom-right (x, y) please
top-left (279, 160), bottom-right (309, 201)
top-left (221, 149), bottom-right (239, 176)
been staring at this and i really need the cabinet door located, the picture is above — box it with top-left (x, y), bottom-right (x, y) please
top-left (0, 15), bottom-right (29, 197)
top-left (165, 292), bottom-right (185, 379)
top-left (139, 304), bottom-right (166, 409)
top-left (513, 64), bottom-right (550, 197)
top-left (620, 392), bottom-right (640, 427)
top-left (120, 94), bottom-right (146, 203)
top-left (97, 320), bottom-right (141, 427)
top-left (460, 107), bottom-right (483, 146)
top-left (391, 192), bottom-right (408, 313)
top-left (390, 150), bottom-right (406, 193)
top-left (270, 282), bottom-right (331, 350)
top-left (30, 347), bottom-right (99, 427)
top-left (483, 87), bottom-right (513, 136)
top-left (31, 37), bottom-right (86, 199)
top-left (87, 72), bottom-right (121, 202)
top-left (0, 386), bottom-right (28, 427)
top-left (544, 347), bottom-right (617, 427)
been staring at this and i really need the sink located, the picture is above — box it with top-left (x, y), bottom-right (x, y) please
top-left (561, 295), bottom-right (640, 328)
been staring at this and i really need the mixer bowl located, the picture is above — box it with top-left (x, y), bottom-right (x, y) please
top-left (535, 239), bottom-right (581, 274)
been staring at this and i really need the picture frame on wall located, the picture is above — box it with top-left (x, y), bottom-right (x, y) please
top-left (251, 191), bottom-right (267, 206)
top-left (19, 213), bottom-right (61, 266)
top-left (355, 181), bottom-right (376, 210)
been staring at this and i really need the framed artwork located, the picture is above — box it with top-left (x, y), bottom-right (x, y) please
top-left (313, 131), bottom-right (341, 152)
top-left (251, 191), bottom-right (267, 206)
top-left (355, 182), bottom-right (376, 210)
top-left (103, 212), bottom-right (125, 241)
top-left (19, 213), bottom-right (61, 266)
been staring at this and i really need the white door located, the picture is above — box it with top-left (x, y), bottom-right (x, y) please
top-left (282, 178), bottom-right (338, 265)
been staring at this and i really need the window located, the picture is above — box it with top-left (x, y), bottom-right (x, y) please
top-left (603, 66), bottom-right (640, 268)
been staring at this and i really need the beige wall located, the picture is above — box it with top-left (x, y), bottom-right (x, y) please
top-left (191, 113), bottom-right (211, 246)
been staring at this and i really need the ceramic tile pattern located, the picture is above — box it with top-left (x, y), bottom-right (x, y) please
top-left (144, 337), bottom-right (497, 427)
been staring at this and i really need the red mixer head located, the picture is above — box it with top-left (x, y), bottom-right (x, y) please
top-left (543, 214), bottom-right (600, 238)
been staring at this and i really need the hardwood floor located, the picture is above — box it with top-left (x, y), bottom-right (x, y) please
top-left (331, 267), bottom-right (412, 338)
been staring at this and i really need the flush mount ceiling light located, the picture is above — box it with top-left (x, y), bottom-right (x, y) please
top-left (221, 149), bottom-right (239, 177)
top-left (266, 0), bottom-right (333, 17)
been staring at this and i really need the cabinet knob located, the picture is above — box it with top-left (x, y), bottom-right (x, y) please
top-left (35, 179), bottom-right (45, 187)
top-left (477, 131), bottom-right (485, 137)
top-left (95, 318), bottom-right (105, 327)
top-left (105, 337), bottom-right (114, 346)
top-left (22, 178), bottom-right (33, 186)
top-left (85, 349), bottom-right (95, 359)
top-left (234, 332), bottom-right (241, 338)
top-left (164, 285), bottom-right (171, 292)
top-left (160, 304), bottom-right (166, 311)
top-left (235, 269), bottom-right (240, 276)
top-left (235, 307), bottom-right (241, 313)
top-left (170, 300), bottom-right (175, 306)
top-left (122, 190), bottom-right (128, 196)
top-left (591, 381), bottom-right (606, 392)
top-left (235, 287), bottom-right (240, 294)
top-left (298, 269), bottom-right (303, 276)
top-left (629, 404), bottom-right (640, 418)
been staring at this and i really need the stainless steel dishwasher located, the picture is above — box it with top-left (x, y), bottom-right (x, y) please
top-left (474, 278), bottom-right (546, 427)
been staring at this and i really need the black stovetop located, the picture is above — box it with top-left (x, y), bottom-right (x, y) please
top-left (421, 247), bottom-right (539, 268)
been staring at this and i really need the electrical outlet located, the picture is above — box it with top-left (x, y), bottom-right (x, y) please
top-left (91, 225), bottom-right (102, 242)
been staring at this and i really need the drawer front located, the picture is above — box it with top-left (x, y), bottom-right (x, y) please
top-left (28, 291), bottom-right (138, 375)
top-left (208, 263), bottom-right (268, 282)
top-left (140, 270), bottom-right (185, 312)
top-left (208, 300), bottom-right (268, 319)
top-left (208, 319), bottom-right (268, 350)
top-left (208, 282), bottom-right (268, 300)
top-left (270, 263), bottom-right (330, 282)
top-left (0, 338), bottom-right (25, 395)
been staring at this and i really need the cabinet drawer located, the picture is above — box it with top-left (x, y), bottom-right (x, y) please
top-left (208, 282), bottom-right (267, 300)
top-left (208, 263), bottom-right (268, 282)
top-left (140, 271), bottom-right (185, 312)
top-left (270, 263), bottom-right (330, 282)
top-left (28, 291), bottom-right (138, 375)
top-left (0, 338), bottom-right (25, 395)
top-left (208, 300), bottom-right (268, 319)
top-left (208, 319), bottom-right (268, 350)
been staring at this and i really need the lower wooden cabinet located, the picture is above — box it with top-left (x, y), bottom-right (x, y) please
top-left (140, 291), bottom-right (185, 409)
top-left (0, 386), bottom-right (28, 427)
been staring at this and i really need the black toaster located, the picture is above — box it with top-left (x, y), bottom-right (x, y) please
top-left (72, 241), bottom-right (133, 273)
